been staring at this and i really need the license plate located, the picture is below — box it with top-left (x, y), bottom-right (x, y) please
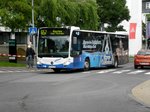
top-left (49, 66), bottom-right (56, 68)
top-left (140, 63), bottom-right (149, 65)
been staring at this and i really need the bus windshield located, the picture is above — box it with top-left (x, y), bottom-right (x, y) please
top-left (38, 35), bottom-right (69, 58)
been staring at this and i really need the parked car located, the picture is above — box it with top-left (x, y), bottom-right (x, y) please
top-left (134, 49), bottom-right (150, 69)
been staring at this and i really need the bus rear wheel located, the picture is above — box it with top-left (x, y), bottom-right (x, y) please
top-left (84, 59), bottom-right (90, 71)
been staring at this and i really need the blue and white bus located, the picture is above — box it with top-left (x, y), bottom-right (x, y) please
top-left (37, 26), bottom-right (128, 72)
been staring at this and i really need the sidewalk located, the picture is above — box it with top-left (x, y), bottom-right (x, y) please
top-left (132, 80), bottom-right (150, 107)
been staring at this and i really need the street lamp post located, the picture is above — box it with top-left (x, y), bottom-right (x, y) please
top-left (27, 0), bottom-right (34, 45)
top-left (31, 0), bottom-right (35, 50)
top-left (32, 0), bottom-right (34, 28)
top-left (31, 0), bottom-right (36, 66)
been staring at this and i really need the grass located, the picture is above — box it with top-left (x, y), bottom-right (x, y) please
top-left (0, 61), bottom-right (26, 67)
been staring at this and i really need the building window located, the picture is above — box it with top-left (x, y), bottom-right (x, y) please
top-left (146, 2), bottom-right (150, 9)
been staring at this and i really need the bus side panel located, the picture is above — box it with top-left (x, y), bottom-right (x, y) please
top-left (111, 34), bottom-right (129, 65)
top-left (72, 53), bottom-right (92, 69)
top-left (72, 52), bottom-right (102, 69)
top-left (89, 52), bottom-right (101, 68)
top-left (73, 56), bottom-right (83, 69)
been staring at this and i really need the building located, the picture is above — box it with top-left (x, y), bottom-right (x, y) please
top-left (142, 0), bottom-right (150, 13)
top-left (121, 0), bottom-right (142, 56)
top-left (142, 0), bottom-right (150, 49)
top-left (0, 26), bottom-right (28, 62)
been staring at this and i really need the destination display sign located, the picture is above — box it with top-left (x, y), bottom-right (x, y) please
top-left (39, 28), bottom-right (70, 36)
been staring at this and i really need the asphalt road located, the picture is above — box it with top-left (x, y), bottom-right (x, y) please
top-left (0, 63), bottom-right (150, 112)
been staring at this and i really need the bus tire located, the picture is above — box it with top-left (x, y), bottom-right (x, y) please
top-left (114, 58), bottom-right (118, 68)
top-left (84, 59), bottom-right (90, 71)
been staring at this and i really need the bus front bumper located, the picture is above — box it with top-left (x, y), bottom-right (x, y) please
top-left (36, 63), bottom-right (74, 69)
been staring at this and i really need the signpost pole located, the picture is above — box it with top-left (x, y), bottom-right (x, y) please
top-left (31, 0), bottom-right (36, 66)
top-left (32, 0), bottom-right (34, 28)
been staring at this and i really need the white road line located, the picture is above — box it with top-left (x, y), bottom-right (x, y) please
top-left (82, 71), bottom-right (91, 74)
top-left (127, 70), bottom-right (145, 74)
top-left (15, 70), bottom-right (28, 72)
top-left (145, 72), bottom-right (150, 75)
top-left (113, 70), bottom-right (131, 74)
top-left (7, 71), bottom-right (14, 72)
top-left (0, 70), bottom-right (36, 74)
top-left (97, 69), bottom-right (117, 74)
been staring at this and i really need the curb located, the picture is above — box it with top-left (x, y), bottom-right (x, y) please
top-left (132, 80), bottom-right (150, 107)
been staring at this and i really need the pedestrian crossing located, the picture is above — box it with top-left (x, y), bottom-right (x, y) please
top-left (97, 69), bottom-right (117, 74)
top-left (113, 70), bottom-right (131, 74)
top-left (0, 68), bottom-right (150, 75)
top-left (83, 69), bottom-right (150, 75)
top-left (0, 68), bottom-right (39, 73)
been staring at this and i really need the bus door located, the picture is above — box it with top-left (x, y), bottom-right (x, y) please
top-left (71, 32), bottom-right (83, 69)
top-left (101, 35), bottom-right (113, 66)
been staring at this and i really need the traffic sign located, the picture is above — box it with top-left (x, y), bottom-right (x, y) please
top-left (29, 27), bottom-right (37, 34)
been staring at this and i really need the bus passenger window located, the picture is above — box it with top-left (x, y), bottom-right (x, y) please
top-left (72, 37), bottom-right (81, 51)
top-left (73, 37), bottom-right (77, 44)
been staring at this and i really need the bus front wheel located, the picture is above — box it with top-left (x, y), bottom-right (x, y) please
top-left (84, 59), bottom-right (90, 71)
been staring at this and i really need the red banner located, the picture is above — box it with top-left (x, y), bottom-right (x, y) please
top-left (129, 23), bottom-right (137, 39)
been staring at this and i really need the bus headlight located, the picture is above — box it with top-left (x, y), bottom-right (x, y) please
top-left (37, 61), bottom-right (41, 64)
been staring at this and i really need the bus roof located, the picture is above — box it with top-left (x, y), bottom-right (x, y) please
top-left (74, 29), bottom-right (128, 36)
top-left (39, 26), bottom-right (80, 30)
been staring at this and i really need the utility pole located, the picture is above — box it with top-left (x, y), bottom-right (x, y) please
top-left (31, 0), bottom-right (36, 66)
top-left (28, 0), bottom-right (35, 47)
top-left (31, 0), bottom-right (36, 51)
top-left (32, 0), bottom-right (34, 28)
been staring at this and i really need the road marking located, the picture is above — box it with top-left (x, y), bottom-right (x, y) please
top-left (0, 70), bottom-right (37, 73)
top-left (7, 71), bottom-right (14, 72)
top-left (83, 71), bottom-right (91, 73)
top-left (15, 70), bottom-right (28, 72)
top-left (0, 69), bottom-right (150, 75)
top-left (145, 72), bottom-right (150, 75)
top-left (113, 70), bottom-right (131, 74)
top-left (97, 69), bottom-right (117, 74)
top-left (127, 70), bottom-right (145, 74)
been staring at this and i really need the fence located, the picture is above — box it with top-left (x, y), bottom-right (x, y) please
top-left (0, 44), bottom-right (26, 63)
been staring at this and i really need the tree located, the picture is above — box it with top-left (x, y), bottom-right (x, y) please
top-left (77, 0), bottom-right (99, 30)
top-left (0, 0), bottom-right (32, 35)
top-left (36, 0), bottom-right (99, 30)
top-left (96, 0), bottom-right (130, 31)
